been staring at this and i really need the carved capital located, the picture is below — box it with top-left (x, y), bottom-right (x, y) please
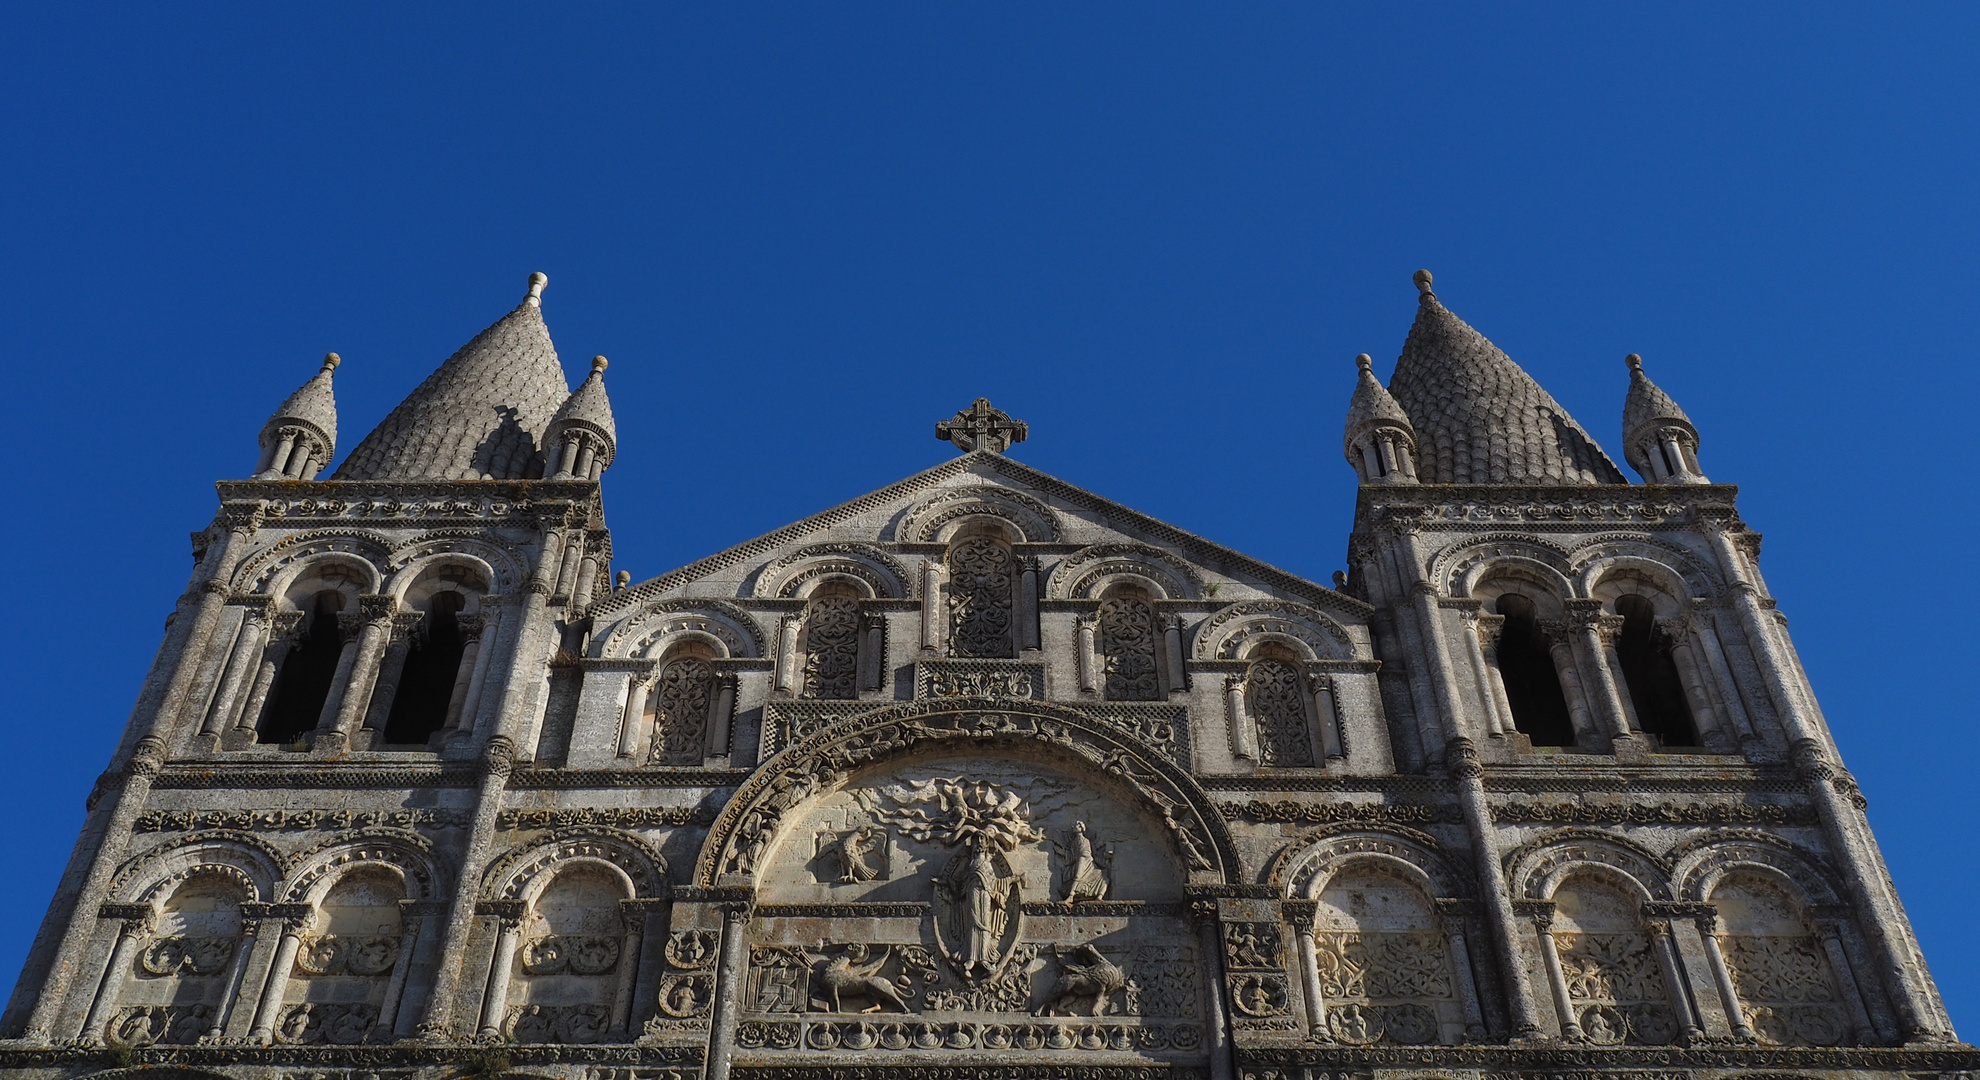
top-left (1445, 736), bottom-right (1481, 779)
top-left (1512, 899), bottom-right (1555, 927)
top-left (357, 594), bottom-right (397, 621)
top-left (1473, 613), bottom-right (1505, 651)
top-left (99, 903), bottom-right (153, 930)
top-left (1280, 899), bottom-right (1318, 934)
top-left (481, 735), bottom-right (518, 778)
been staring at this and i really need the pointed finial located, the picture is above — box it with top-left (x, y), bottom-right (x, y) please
top-left (1355, 353), bottom-right (1373, 373)
top-left (321, 352), bottom-right (341, 373)
top-left (1625, 352), bottom-right (1643, 371)
top-left (591, 355), bottom-right (608, 375)
top-left (525, 272), bottom-right (548, 307)
top-left (1412, 269), bottom-right (1434, 296)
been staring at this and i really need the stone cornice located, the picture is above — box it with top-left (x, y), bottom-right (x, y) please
top-left (211, 478), bottom-right (600, 527)
top-left (1353, 482), bottom-right (1744, 532)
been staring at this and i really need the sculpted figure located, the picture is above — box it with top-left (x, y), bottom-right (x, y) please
top-left (1036, 944), bottom-right (1127, 1017)
top-left (1057, 821), bottom-right (1109, 902)
top-left (812, 943), bottom-right (910, 1013)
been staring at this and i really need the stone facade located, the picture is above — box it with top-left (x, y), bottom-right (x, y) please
top-left (2, 272), bottom-right (1971, 1080)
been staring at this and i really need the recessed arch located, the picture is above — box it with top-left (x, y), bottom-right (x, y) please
top-left (893, 484), bottom-right (1061, 544)
top-left (1047, 542), bottom-right (1204, 601)
top-left (1193, 600), bottom-right (1356, 661)
top-left (1506, 829), bottom-right (1673, 902)
top-left (752, 542), bottom-right (911, 600)
top-left (597, 598), bottom-right (766, 660)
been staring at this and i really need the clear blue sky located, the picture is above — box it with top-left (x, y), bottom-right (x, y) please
top-left (3, 4), bottom-right (1975, 1030)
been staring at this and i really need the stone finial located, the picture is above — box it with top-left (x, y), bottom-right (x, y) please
top-left (936, 397), bottom-right (1028, 454)
top-left (322, 352), bottom-right (341, 372)
top-left (1626, 352), bottom-right (1643, 371)
top-left (1332, 570), bottom-right (1348, 589)
top-left (526, 272), bottom-right (548, 308)
top-left (615, 570), bottom-right (631, 590)
top-left (1413, 269), bottom-right (1434, 297)
top-left (1356, 353), bottom-right (1373, 372)
top-left (592, 355), bottom-right (608, 373)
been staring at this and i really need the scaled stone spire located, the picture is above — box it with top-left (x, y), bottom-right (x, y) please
top-left (253, 352), bottom-right (339, 480)
top-left (1621, 352), bottom-right (1709, 484)
top-left (333, 273), bottom-right (571, 481)
top-left (1387, 270), bottom-right (1625, 485)
top-left (1343, 353), bottom-right (1418, 483)
top-left (545, 355), bottom-right (618, 480)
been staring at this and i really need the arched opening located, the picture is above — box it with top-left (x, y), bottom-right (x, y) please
top-left (1245, 643), bottom-right (1315, 766)
top-left (106, 873), bottom-right (245, 1046)
top-left (259, 591), bottom-right (346, 745)
top-left (801, 580), bottom-right (862, 700)
top-left (1550, 875), bottom-right (1677, 1045)
top-left (1311, 865), bottom-right (1460, 1044)
top-left (383, 590), bottom-right (467, 745)
top-left (505, 867), bottom-right (634, 1044)
top-left (276, 870), bottom-right (407, 1045)
top-left (1709, 873), bottom-right (1850, 1046)
top-left (946, 531), bottom-right (1015, 658)
top-left (1613, 595), bottom-right (1699, 749)
top-left (1491, 594), bottom-right (1575, 748)
top-left (648, 645), bottom-right (716, 766)
top-left (1098, 585), bottom-right (1161, 701)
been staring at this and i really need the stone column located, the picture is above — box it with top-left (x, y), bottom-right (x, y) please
top-left (1475, 614), bottom-right (1517, 738)
top-left (619, 674), bottom-right (653, 760)
top-left (476, 903), bottom-right (525, 1038)
top-left (373, 902), bottom-right (423, 1040)
top-left (19, 734), bottom-right (171, 1044)
top-left (1693, 911), bottom-right (1755, 1041)
top-left (708, 674), bottom-right (738, 758)
top-left (260, 429), bottom-right (298, 479)
top-left (414, 736), bottom-right (517, 1037)
top-left (1163, 617), bottom-right (1187, 693)
top-left (200, 600), bottom-right (275, 738)
top-left (79, 907), bottom-right (151, 1043)
top-left (859, 620), bottom-right (884, 690)
top-left (455, 598), bottom-right (507, 742)
top-left (919, 560), bottom-right (943, 652)
top-left (1225, 675), bottom-right (1258, 763)
top-left (1700, 514), bottom-right (1943, 1040)
top-left (361, 614), bottom-right (424, 734)
top-left (308, 611), bottom-right (366, 747)
top-left (573, 532), bottom-right (606, 610)
top-left (1191, 900), bottom-right (1234, 1080)
top-left (1689, 611), bottom-right (1759, 744)
top-left (1457, 605), bottom-right (1505, 737)
top-left (208, 912), bottom-right (260, 1038)
top-left (439, 613), bottom-right (488, 733)
top-left (247, 907), bottom-right (312, 1043)
top-left (1282, 901), bottom-right (1325, 1034)
top-left (1539, 620), bottom-right (1600, 747)
top-left (1599, 617), bottom-right (1644, 734)
top-left (773, 616), bottom-right (799, 692)
top-left (1813, 909), bottom-right (1877, 1045)
top-left (1645, 918), bottom-right (1704, 1042)
top-left (609, 904), bottom-right (645, 1037)
top-left (1017, 556), bottom-right (1041, 651)
top-left (1662, 618), bottom-right (1731, 751)
top-left (1075, 616), bottom-right (1098, 693)
top-left (1437, 899), bottom-right (1488, 1041)
top-left (1306, 672), bottom-right (1343, 761)
top-left (1564, 601), bottom-right (1633, 742)
top-left (320, 595), bottom-right (397, 751)
top-left (704, 898), bottom-right (754, 1080)
top-left (1527, 903), bottom-right (1582, 1040)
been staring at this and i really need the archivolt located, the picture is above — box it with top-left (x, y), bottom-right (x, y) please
top-left (283, 828), bottom-right (444, 903)
top-left (1047, 542), bottom-right (1205, 601)
top-left (1668, 829), bottom-right (1842, 907)
top-left (1569, 535), bottom-right (1721, 599)
top-left (752, 542), bottom-right (912, 599)
top-left (1431, 535), bottom-right (1576, 599)
top-left (893, 484), bottom-right (1061, 544)
top-left (482, 827), bottom-right (668, 903)
top-left (1505, 828), bottom-right (1673, 902)
top-left (1268, 824), bottom-right (1468, 900)
top-left (691, 699), bottom-right (1235, 888)
top-left (233, 531), bottom-right (392, 598)
top-left (597, 597), bottom-right (767, 660)
top-left (1192, 599), bottom-right (1356, 661)
top-left (385, 532), bottom-right (530, 595)
top-left (107, 832), bottom-right (285, 906)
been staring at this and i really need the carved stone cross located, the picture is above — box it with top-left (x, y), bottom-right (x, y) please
top-left (936, 397), bottom-right (1028, 453)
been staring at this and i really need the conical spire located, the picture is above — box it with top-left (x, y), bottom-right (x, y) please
top-left (1387, 270), bottom-right (1625, 485)
top-left (333, 273), bottom-right (570, 481)
top-left (545, 355), bottom-right (618, 480)
top-left (1343, 353), bottom-right (1418, 483)
top-left (1621, 353), bottom-right (1708, 484)
top-left (254, 353), bottom-right (340, 479)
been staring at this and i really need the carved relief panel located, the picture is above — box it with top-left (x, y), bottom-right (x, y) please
top-left (1551, 879), bottom-right (1678, 1045)
top-left (648, 656), bottom-right (714, 766)
top-left (504, 869), bottom-right (635, 1044)
top-left (738, 756), bottom-right (1204, 1062)
top-left (105, 874), bottom-right (245, 1047)
top-left (947, 535), bottom-right (1016, 659)
top-left (275, 872), bottom-right (405, 1046)
top-left (1711, 874), bottom-right (1850, 1046)
top-left (801, 595), bottom-right (862, 700)
top-left (1310, 868), bottom-right (1459, 1045)
top-left (1099, 595), bottom-right (1161, 702)
top-left (1246, 658), bottom-right (1316, 767)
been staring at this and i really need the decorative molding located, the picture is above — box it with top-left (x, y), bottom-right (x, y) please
top-left (134, 808), bottom-right (468, 832)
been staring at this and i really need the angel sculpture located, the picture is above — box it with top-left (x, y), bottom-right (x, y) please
top-left (810, 943), bottom-right (911, 1013)
top-left (1053, 821), bottom-right (1110, 903)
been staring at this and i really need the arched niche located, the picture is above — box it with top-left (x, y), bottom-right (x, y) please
top-left (893, 484), bottom-right (1061, 544)
top-left (104, 872), bottom-right (249, 1047)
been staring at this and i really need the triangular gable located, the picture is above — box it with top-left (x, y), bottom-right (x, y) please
top-left (590, 451), bottom-right (1369, 620)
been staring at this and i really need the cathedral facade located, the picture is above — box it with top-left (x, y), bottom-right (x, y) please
top-left (2, 270), bottom-right (1969, 1080)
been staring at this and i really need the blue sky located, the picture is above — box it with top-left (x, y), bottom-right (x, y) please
top-left (2, 4), bottom-right (1976, 1029)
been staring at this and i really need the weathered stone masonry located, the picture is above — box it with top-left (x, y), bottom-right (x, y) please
top-left (1, 270), bottom-right (1970, 1080)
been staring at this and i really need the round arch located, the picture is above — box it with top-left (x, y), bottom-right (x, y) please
top-left (692, 699), bottom-right (1235, 888)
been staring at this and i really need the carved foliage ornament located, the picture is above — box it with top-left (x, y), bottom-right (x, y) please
top-left (948, 536), bottom-right (1016, 658)
top-left (1247, 659), bottom-right (1315, 767)
top-left (801, 597), bottom-right (861, 700)
top-left (1099, 596), bottom-right (1161, 702)
top-left (650, 657), bottom-right (714, 766)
